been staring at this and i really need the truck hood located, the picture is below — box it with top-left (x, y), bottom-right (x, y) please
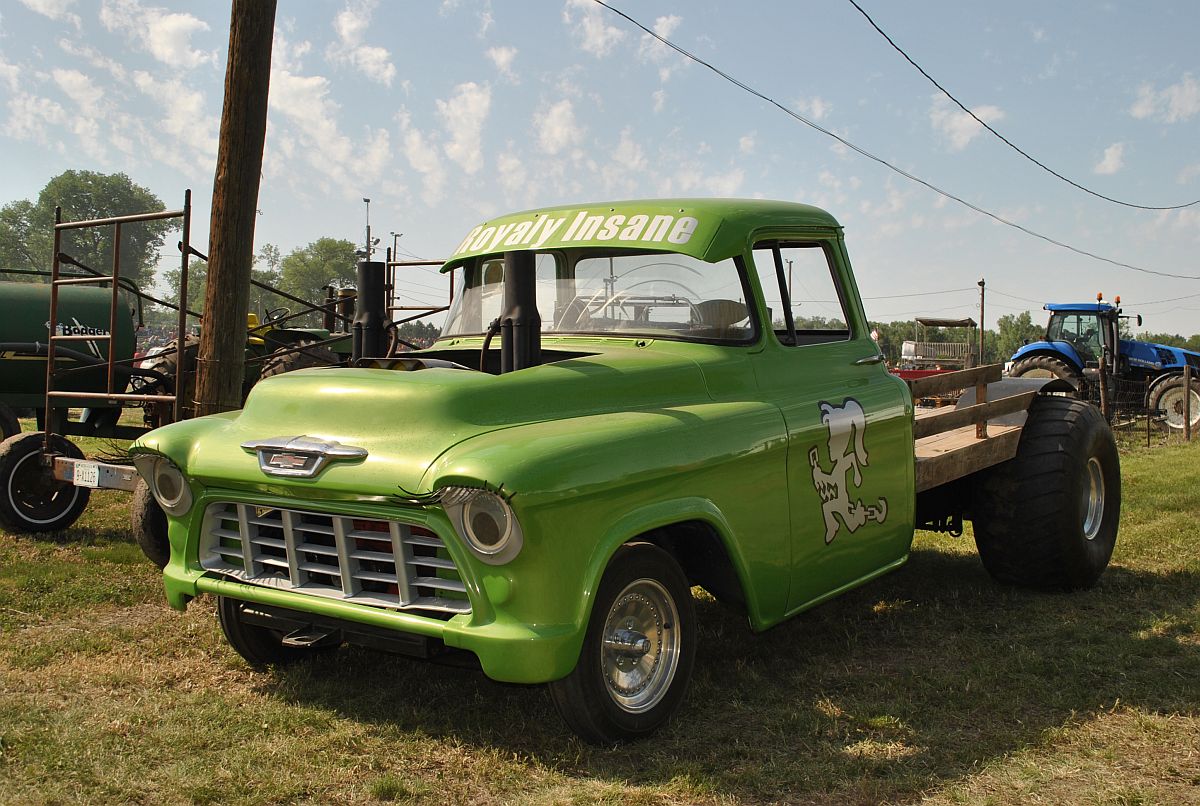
top-left (136, 344), bottom-right (714, 500)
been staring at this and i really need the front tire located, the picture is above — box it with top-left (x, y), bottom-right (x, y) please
top-left (0, 432), bottom-right (90, 533)
top-left (549, 543), bottom-right (696, 744)
top-left (131, 479), bottom-right (170, 569)
top-left (216, 596), bottom-right (338, 667)
top-left (1148, 375), bottom-right (1200, 433)
top-left (972, 396), bottom-right (1120, 590)
top-left (1009, 355), bottom-right (1083, 391)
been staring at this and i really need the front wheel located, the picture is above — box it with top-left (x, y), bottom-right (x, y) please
top-left (972, 396), bottom-right (1120, 590)
top-left (216, 596), bottom-right (339, 668)
top-left (548, 543), bottom-right (696, 744)
top-left (1148, 375), bottom-right (1200, 433)
top-left (131, 479), bottom-right (170, 569)
top-left (0, 432), bottom-right (90, 533)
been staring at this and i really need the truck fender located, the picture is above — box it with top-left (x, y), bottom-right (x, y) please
top-left (578, 496), bottom-right (759, 631)
top-left (955, 377), bottom-right (1076, 427)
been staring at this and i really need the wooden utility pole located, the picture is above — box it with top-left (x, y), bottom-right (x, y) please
top-left (194, 0), bottom-right (277, 416)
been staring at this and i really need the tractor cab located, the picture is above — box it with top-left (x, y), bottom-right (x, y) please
top-left (1042, 303), bottom-right (1118, 370)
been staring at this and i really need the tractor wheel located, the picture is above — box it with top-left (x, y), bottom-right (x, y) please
top-left (1009, 355), bottom-right (1083, 390)
top-left (259, 340), bottom-right (339, 381)
top-left (1148, 375), bottom-right (1200, 433)
top-left (0, 404), bottom-right (19, 441)
top-left (548, 543), bottom-right (696, 744)
top-left (971, 396), bottom-right (1120, 590)
top-left (216, 596), bottom-right (340, 667)
top-left (0, 432), bottom-right (90, 533)
top-left (140, 336), bottom-right (199, 427)
top-left (131, 478), bottom-right (170, 569)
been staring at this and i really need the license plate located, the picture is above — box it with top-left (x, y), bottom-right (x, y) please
top-left (73, 461), bottom-right (100, 488)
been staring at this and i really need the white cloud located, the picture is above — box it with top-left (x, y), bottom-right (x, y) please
top-left (1178, 163), bottom-right (1200, 185)
top-left (0, 57), bottom-right (19, 92)
top-left (132, 71), bottom-right (217, 169)
top-left (436, 82), bottom-right (490, 175)
top-left (272, 31), bottom-right (312, 74)
top-left (1130, 73), bottom-right (1199, 124)
top-left (270, 69), bottom-right (390, 196)
top-left (99, 0), bottom-right (216, 69)
top-left (652, 89), bottom-right (666, 113)
top-left (929, 93), bottom-right (1005, 151)
top-left (534, 98), bottom-right (582, 155)
top-left (795, 96), bottom-right (831, 121)
top-left (399, 115), bottom-right (445, 204)
top-left (496, 148), bottom-right (525, 196)
top-left (326, 1), bottom-right (396, 86)
top-left (5, 93), bottom-right (68, 142)
top-left (638, 14), bottom-right (682, 67)
top-left (487, 46), bottom-right (518, 82)
top-left (563, 0), bottom-right (625, 58)
top-left (52, 68), bottom-right (102, 106)
top-left (738, 132), bottom-right (755, 155)
top-left (61, 41), bottom-right (128, 81)
top-left (18, 0), bottom-right (80, 28)
top-left (1093, 142), bottom-right (1124, 175)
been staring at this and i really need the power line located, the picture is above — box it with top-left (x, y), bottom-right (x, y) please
top-left (845, 0), bottom-right (1199, 212)
top-left (861, 286), bottom-right (974, 300)
top-left (591, 0), bottom-right (1200, 281)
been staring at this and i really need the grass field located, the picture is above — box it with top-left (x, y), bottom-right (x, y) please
top-left (1, 429), bottom-right (1198, 805)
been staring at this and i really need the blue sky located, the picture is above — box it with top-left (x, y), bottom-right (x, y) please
top-left (2, 0), bottom-right (1198, 334)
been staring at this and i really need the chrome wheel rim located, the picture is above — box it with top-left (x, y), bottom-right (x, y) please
top-left (1081, 456), bottom-right (1105, 540)
top-left (600, 578), bottom-right (680, 713)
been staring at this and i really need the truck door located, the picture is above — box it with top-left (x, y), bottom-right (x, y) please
top-left (748, 239), bottom-right (914, 614)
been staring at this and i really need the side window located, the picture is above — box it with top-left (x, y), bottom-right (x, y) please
top-left (751, 242), bottom-right (851, 346)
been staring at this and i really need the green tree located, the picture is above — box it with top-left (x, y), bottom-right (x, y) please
top-left (278, 238), bottom-right (358, 325)
top-left (0, 170), bottom-right (176, 286)
top-left (995, 312), bottom-right (1045, 362)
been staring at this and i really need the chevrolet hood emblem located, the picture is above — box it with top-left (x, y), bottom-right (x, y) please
top-left (241, 435), bottom-right (368, 478)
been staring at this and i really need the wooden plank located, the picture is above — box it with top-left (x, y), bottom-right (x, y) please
top-left (905, 363), bottom-right (1003, 400)
top-left (915, 423), bottom-right (1022, 492)
top-left (912, 390), bottom-right (1037, 439)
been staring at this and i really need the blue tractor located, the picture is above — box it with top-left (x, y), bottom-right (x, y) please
top-left (1009, 298), bottom-right (1200, 432)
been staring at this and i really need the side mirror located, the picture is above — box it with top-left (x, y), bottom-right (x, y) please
top-left (1137, 315), bottom-right (1143, 327)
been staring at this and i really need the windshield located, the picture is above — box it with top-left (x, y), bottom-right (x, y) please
top-left (1047, 312), bottom-right (1103, 360)
top-left (439, 249), bottom-right (755, 343)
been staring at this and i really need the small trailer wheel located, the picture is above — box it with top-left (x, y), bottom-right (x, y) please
top-left (548, 543), bottom-right (696, 744)
top-left (131, 479), bottom-right (170, 569)
top-left (972, 396), bottom-right (1120, 590)
top-left (0, 432), bottom-right (90, 533)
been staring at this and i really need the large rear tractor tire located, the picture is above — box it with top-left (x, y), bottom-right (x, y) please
top-left (972, 396), bottom-right (1120, 590)
top-left (259, 340), bottom-right (339, 381)
top-left (131, 478), bottom-right (170, 569)
top-left (548, 543), bottom-right (696, 744)
top-left (1148, 375), bottom-right (1200, 433)
top-left (0, 432), bottom-right (90, 533)
top-left (139, 336), bottom-right (199, 427)
top-left (0, 404), bottom-right (20, 441)
top-left (1009, 355), bottom-right (1083, 391)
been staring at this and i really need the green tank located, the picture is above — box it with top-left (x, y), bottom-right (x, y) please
top-left (0, 280), bottom-right (138, 409)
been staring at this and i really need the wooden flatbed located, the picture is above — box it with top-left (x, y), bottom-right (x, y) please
top-left (907, 364), bottom-right (1035, 492)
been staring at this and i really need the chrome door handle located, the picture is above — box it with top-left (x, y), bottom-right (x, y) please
top-left (854, 353), bottom-right (886, 365)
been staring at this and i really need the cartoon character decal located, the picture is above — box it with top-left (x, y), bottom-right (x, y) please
top-left (808, 398), bottom-right (888, 544)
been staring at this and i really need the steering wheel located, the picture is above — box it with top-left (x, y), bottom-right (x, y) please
top-left (265, 306), bottom-right (292, 324)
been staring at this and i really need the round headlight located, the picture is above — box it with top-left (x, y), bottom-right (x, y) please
top-left (444, 488), bottom-right (523, 565)
top-left (134, 455), bottom-right (193, 516)
top-left (462, 493), bottom-right (511, 553)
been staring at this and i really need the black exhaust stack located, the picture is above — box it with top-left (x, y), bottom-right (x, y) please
top-left (500, 251), bottom-right (541, 373)
top-left (352, 260), bottom-right (388, 362)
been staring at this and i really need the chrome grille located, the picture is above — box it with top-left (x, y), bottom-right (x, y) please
top-left (200, 502), bottom-right (470, 615)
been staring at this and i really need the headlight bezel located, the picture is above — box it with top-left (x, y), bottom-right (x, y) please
top-left (441, 487), bottom-right (523, 565)
top-left (132, 454), bottom-right (194, 517)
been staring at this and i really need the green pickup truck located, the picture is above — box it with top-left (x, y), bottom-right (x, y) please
top-left (132, 199), bottom-right (1120, 743)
